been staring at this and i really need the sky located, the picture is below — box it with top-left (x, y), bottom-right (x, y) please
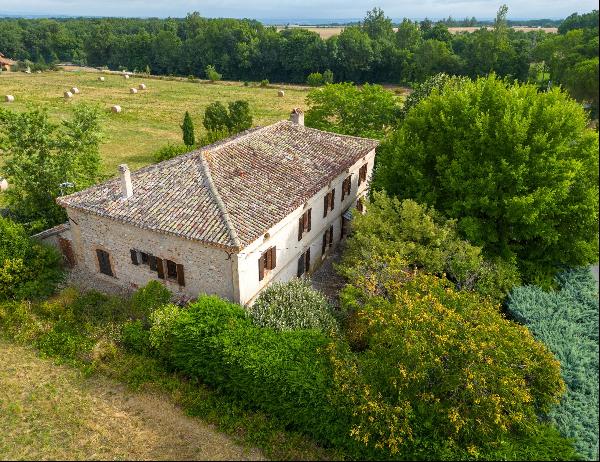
top-left (0, 0), bottom-right (597, 21)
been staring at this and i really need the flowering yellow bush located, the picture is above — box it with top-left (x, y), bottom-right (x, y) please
top-left (331, 272), bottom-right (565, 457)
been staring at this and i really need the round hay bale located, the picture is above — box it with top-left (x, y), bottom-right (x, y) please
top-left (98, 76), bottom-right (105, 81)
top-left (70, 87), bottom-right (80, 94)
top-left (277, 90), bottom-right (285, 97)
top-left (64, 91), bottom-right (73, 99)
top-left (111, 105), bottom-right (122, 113)
top-left (4, 95), bottom-right (15, 103)
top-left (138, 83), bottom-right (146, 90)
top-left (0, 178), bottom-right (8, 191)
top-left (36, 70), bottom-right (42, 74)
top-left (123, 74), bottom-right (130, 79)
top-left (130, 88), bottom-right (138, 94)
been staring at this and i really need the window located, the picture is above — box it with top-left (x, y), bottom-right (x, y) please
top-left (323, 188), bottom-right (335, 217)
top-left (321, 225), bottom-right (334, 256)
top-left (297, 248), bottom-right (311, 277)
top-left (166, 260), bottom-right (177, 279)
top-left (356, 197), bottom-right (364, 213)
top-left (358, 164), bottom-right (368, 185)
top-left (341, 176), bottom-right (351, 200)
top-left (298, 208), bottom-right (312, 240)
top-left (258, 246), bottom-right (277, 281)
top-left (149, 255), bottom-right (158, 271)
top-left (96, 249), bottom-right (113, 277)
top-left (141, 252), bottom-right (149, 264)
top-left (131, 249), bottom-right (185, 286)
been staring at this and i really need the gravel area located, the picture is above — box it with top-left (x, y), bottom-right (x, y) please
top-left (62, 267), bottom-right (134, 298)
top-left (310, 243), bottom-right (348, 308)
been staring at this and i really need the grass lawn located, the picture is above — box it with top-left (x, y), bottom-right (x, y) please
top-left (0, 339), bottom-right (263, 460)
top-left (0, 71), bottom-right (309, 175)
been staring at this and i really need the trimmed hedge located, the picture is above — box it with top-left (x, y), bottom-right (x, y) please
top-left (507, 267), bottom-right (599, 460)
top-left (154, 295), bottom-right (360, 450)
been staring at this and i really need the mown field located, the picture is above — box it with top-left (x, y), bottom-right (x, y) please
top-left (0, 71), bottom-right (310, 175)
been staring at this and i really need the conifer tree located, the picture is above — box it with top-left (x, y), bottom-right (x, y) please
top-left (180, 111), bottom-right (195, 147)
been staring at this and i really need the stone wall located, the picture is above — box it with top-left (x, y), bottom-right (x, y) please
top-left (65, 208), bottom-right (235, 300)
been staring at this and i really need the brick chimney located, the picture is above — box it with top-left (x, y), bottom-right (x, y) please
top-left (119, 164), bottom-right (133, 199)
top-left (290, 108), bottom-right (304, 126)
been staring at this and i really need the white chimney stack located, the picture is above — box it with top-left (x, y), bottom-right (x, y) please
top-left (290, 108), bottom-right (304, 126)
top-left (119, 164), bottom-right (133, 199)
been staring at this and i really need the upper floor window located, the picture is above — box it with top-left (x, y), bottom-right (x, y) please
top-left (358, 164), bottom-right (368, 185)
top-left (341, 176), bottom-right (352, 200)
top-left (298, 208), bottom-right (312, 240)
top-left (259, 246), bottom-right (277, 281)
top-left (96, 249), bottom-right (114, 277)
top-left (356, 197), bottom-right (365, 214)
top-left (323, 188), bottom-right (335, 217)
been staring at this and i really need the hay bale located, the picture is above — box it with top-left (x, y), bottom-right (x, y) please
top-left (138, 83), bottom-right (146, 90)
top-left (4, 95), bottom-right (15, 103)
top-left (277, 90), bottom-right (285, 97)
top-left (111, 105), bottom-right (122, 113)
top-left (64, 91), bottom-right (73, 99)
top-left (130, 88), bottom-right (138, 94)
top-left (36, 70), bottom-right (42, 74)
top-left (123, 74), bottom-right (130, 79)
top-left (0, 178), bottom-right (8, 191)
top-left (70, 87), bottom-right (80, 94)
top-left (98, 76), bottom-right (105, 81)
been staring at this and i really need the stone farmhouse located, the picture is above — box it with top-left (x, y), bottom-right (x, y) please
top-left (0, 53), bottom-right (16, 72)
top-left (49, 109), bottom-right (378, 305)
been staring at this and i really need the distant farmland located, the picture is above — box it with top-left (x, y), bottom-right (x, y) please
top-left (276, 26), bottom-right (558, 38)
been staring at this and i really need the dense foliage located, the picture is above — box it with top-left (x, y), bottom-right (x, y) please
top-left (249, 279), bottom-right (338, 332)
top-left (305, 83), bottom-right (401, 138)
top-left (152, 143), bottom-right (190, 163)
top-left (180, 111), bottom-right (195, 146)
top-left (203, 100), bottom-right (252, 136)
top-left (331, 272), bottom-right (570, 458)
top-left (339, 192), bottom-right (521, 303)
top-left (0, 7), bottom-right (596, 96)
top-left (0, 105), bottom-right (102, 233)
top-left (507, 268), bottom-right (599, 460)
top-left (374, 74), bottom-right (599, 284)
top-left (0, 217), bottom-right (63, 301)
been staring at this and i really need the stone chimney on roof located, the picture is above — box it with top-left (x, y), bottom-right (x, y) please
top-left (118, 164), bottom-right (133, 199)
top-left (290, 108), bottom-right (304, 126)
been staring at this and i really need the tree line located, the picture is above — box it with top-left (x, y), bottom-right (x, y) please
top-left (0, 8), bottom-right (597, 90)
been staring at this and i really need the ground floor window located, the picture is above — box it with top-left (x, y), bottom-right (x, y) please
top-left (297, 248), bottom-right (311, 277)
top-left (322, 225), bottom-right (334, 257)
top-left (96, 249), bottom-right (113, 277)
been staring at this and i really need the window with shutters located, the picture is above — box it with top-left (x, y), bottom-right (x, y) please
top-left (166, 260), bottom-right (178, 279)
top-left (258, 246), bottom-right (277, 281)
top-left (323, 188), bottom-right (335, 217)
top-left (341, 176), bottom-right (351, 200)
top-left (298, 208), bottom-right (312, 240)
top-left (297, 248), bottom-right (311, 277)
top-left (321, 225), bottom-right (334, 257)
top-left (356, 197), bottom-right (364, 213)
top-left (96, 249), bottom-right (114, 277)
top-left (358, 164), bottom-right (368, 185)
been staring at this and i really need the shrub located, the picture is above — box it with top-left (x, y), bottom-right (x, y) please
top-left (152, 143), bottom-right (190, 163)
top-left (323, 69), bottom-right (334, 84)
top-left (0, 216), bottom-right (64, 301)
top-left (149, 303), bottom-right (183, 353)
top-left (205, 64), bottom-right (222, 82)
top-left (36, 320), bottom-right (93, 361)
top-left (130, 280), bottom-right (172, 317)
top-left (507, 268), bottom-right (599, 460)
top-left (332, 272), bottom-right (568, 458)
top-left (243, 81), bottom-right (249, 86)
top-left (180, 110), bottom-right (195, 147)
top-left (260, 79), bottom-right (269, 87)
top-left (306, 72), bottom-right (324, 86)
top-left (249, 279), bottom-right (337, 333)
top-left (121, 319), bottom-right (152, 354)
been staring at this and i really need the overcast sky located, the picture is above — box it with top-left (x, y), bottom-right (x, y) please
top-left (0, 0), bottom-right (597, 20)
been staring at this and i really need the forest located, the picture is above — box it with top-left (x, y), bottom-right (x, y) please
top-left (0, 8), bottom-right (597, 101)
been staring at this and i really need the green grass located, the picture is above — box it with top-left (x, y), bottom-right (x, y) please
top-left (0, 70), bottom-right (310, 174)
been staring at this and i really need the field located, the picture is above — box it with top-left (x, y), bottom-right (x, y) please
top-left (0, 71), bottom-right (310, 175)
top-left (0, 339), bottom-right (263, 460)
top-left (277, 25), bottom-right (558, 38)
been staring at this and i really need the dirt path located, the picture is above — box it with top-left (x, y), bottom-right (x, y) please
top-left (0, 340), bottom-right (264, 461)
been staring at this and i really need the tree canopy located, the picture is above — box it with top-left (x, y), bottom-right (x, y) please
top-left (374, 74), bottom-right (599, 283)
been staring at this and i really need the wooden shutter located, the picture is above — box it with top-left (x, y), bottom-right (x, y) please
top-left (266, 247), bottom-right (273, 270)
top-left (307, 209), bottom-right (312, 232)
top-left (258, 254), bottom-right (265, 281)
top-left (329, 225), bottom-right (334, 246)
top-left (323, 194), bottom-right (329, 217)
top-left (298, 216), bottom-right (304, 240)
top-left (96, 249), bottom-right (113, 276)
top-left (270, 246), bottom-right (277, 269)
top-left (330, 188), bottom-right (335, 210)
top-left (297, 254), bottom-right (305, 277)
top-left (305, 248), bottom-right (311, 272)
top-left (156, 257), bottom-right (165, 279)
top-left (130, 249), bottom-right (139, 265)
top-left (149, 255), bottom-right (157, 271)
top-left (322, 232), bottom-right (327, 254)
top-left (176, 264), bottom-right (185, 286)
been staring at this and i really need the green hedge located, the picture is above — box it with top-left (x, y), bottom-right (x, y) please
top-left (154, 295), bottom-right (358, 450)
top-left (507, 268), bottom-right (599, 460)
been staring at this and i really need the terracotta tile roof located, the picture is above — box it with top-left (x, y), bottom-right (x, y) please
top-left (57, 121), bottom-right (379, 250)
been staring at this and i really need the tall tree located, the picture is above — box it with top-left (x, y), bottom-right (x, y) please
top-left (180, 111), bottom-right (195, 146)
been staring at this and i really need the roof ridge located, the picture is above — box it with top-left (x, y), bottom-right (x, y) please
top-left (284, 120), bottom-right (379, 142)
top-left (197, 152), bottom-right (242, 250)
